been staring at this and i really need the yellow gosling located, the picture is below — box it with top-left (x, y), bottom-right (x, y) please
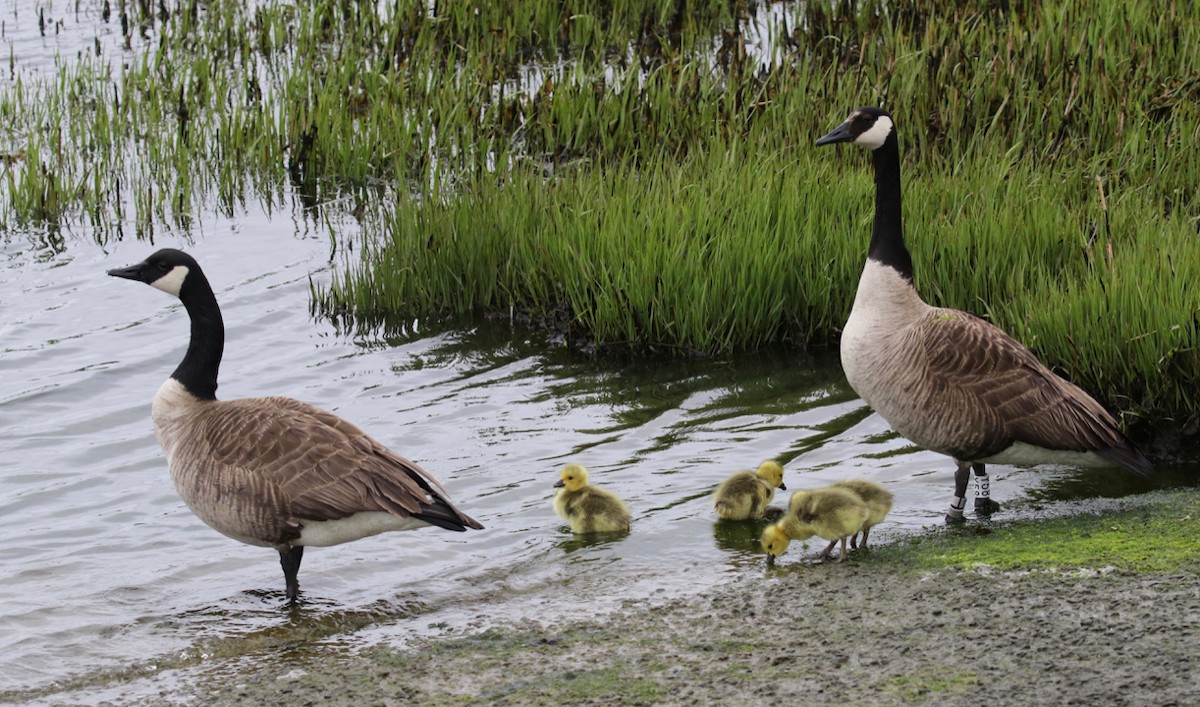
top-left (831, 479), bottom-right (894, 549)
top-left (713, 461), bottom-right (787, 521)
top-left (774, 487), bottom-right (869, 563)
top-left (553, 464), bottom-right (631, 534)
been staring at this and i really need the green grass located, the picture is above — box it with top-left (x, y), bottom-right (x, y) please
top-left (1, 0), bottom-right (1199, 431)
top-left (868, 491), bottom-right (1200, 574)
top-left (885, 668), bottom-right (979, 701)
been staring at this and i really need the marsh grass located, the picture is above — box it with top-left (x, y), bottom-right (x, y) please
top-left (1, 0), bottom-right (1198, 427)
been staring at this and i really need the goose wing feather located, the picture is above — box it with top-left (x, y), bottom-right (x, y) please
top-left (916, 309), bottom-right (1137, 461)
top-left (193, 397), bottom-right (481, 529)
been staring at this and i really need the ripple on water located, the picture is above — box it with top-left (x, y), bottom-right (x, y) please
top-left (1, 219), bottom-right (1185, 702)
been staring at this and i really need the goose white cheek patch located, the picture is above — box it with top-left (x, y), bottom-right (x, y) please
top-left (855, 116), bottom-right (894, 150)
top-left (150, 265), bottom-right (189, 297)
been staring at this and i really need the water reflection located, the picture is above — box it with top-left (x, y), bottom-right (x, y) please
top-left (0, 216), bottom-right (1191, 703)
top-left (711, 516), bottom-right (780, 555)
top-left (2, 219), bottom-right (1190, 700)
top-left (554, 531), bottom-right (631, 555)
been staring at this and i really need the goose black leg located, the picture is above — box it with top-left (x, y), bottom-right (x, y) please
top-left (946, 460), bottom-right (971, 524)
top-left (279, 545), bottom-right (304, 604)
top-left (972, 463), bottom-right (1002, 516)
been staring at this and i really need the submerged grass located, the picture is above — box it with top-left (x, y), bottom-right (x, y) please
top-left (1, 0), bottom-right (1198, 429)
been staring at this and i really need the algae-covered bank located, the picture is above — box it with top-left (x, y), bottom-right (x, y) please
top-left (36, 491), bottom-right (1198, 706)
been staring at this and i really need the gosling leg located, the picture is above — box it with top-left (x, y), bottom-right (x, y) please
top-left (858, 525), bottom-right (872, 549)
top-left (836, 536), bottom-right (851, 562)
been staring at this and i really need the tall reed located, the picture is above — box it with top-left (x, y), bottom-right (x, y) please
top-left (1, 0), bottom-right (1197, 428)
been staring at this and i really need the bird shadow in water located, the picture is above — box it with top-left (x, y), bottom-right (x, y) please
top-left (554, 528), bottom-right (630, 554)
top-left (710, 506), bottom-right (785, 554)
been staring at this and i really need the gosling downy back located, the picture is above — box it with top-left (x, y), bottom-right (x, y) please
top-left (108, 249), bottom-right (483, 603)
top-left (831, 479), bottom-right (893, 548)
top-left (553, 463), bottom-right (631, 534)
top-left (713, 461), bottom-right (786, 521)
top-left (779, 486), bottom-right (869, 562)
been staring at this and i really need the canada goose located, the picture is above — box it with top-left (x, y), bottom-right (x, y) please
top-left (763, 487), bottom-right (869, 564)
top-left (830, 479), bottom-right (893, 549)
top-left (815, 107), bottom-right (1152, 522)
top-left (713, 460), bottom-right (786, 521)
top-left (553, 464), bottom-right (631, 534)
top-left (107, 249), bottom-right (483, 603)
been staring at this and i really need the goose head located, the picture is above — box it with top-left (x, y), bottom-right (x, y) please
top-left (755, 461), bottom-right (786, 490)
top-left (815, 107), bottom-right (895, 151)
top-left (107, 248), bottom-right (201, 299)
top-left (761, 523), bottom-right (791, 565)
top-left (554, 463), bottom-right (590, 492)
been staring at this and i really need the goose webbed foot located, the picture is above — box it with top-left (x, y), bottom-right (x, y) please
top-left (814, 538), bottom-right (838, 563)
top-left (974, 497), bottom-right (1002, 516)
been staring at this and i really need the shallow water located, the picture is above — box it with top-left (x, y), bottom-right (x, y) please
top-left (3, 206), bottom-right (1187, 702)
top-left (0, 2), bottom-right (1191, 702)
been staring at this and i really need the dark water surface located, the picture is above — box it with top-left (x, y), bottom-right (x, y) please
top-left (0, 2), bottom-right (1189, 702)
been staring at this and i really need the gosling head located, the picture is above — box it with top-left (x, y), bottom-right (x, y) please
top-left (107, 248), bottom-right (203, 299)
top-left (755, 461), bottom-right (786, 490)
top-left (761, 523), bottom-right (791, 565)
top-left (554, 463), bottom-right (589, 492)
top-left (815, 107), bottom-right (895, 152)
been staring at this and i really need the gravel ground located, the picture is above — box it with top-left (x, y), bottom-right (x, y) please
top-left (187, 562), bottom-right (1200, 706)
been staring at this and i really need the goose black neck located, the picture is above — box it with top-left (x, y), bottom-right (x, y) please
top-left (868, 133), bottom-right (914, 282)
top-left (172, 272), bottom-right (223, 400)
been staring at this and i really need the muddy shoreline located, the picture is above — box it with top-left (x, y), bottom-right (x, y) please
top-left (23, 491), bottom-right (1200, 706)
top-left (187, 565), bottom-right (1200, 705)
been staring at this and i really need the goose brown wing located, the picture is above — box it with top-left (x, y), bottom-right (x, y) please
top-left (917, 309), bottom-right (1136, 460)
top-left (200, 397), bottom-right (482, 530)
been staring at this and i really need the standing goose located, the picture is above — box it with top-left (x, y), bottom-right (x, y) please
top-left (815, 107), bottom-right (1151, 522)
top-left (108, 249), bottom-right (483, 603)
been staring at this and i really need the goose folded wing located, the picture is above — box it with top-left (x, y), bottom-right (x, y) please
top-left (202, 397), bottom-right (479, 529)
top-left (919, 311), bottom-right (1127, 456)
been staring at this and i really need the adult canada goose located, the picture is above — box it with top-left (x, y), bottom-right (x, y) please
top-left (553, 464), bottom-right (631, 534)
top-left (107, 249), bottom-right (483, 603)
top-left (815, 107), bottom-right (1152, 522)
top-left (712, 460), bottom-right (786, 521)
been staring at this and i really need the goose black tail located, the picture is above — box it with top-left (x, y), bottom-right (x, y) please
top-left (1097, 445), bottom-right (1153, 479)
top-left (415, 500), bottom-right (485, 532)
